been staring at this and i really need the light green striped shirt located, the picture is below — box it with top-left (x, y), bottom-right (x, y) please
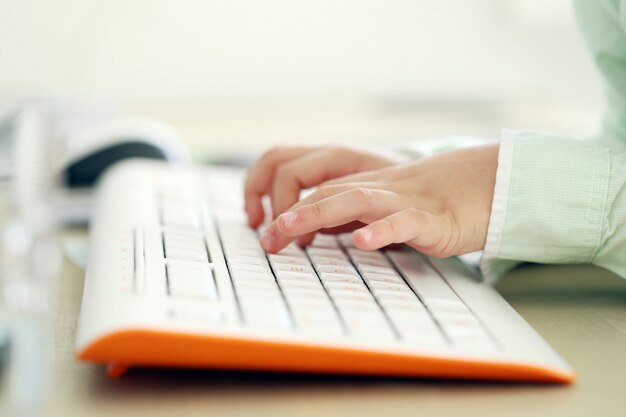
top-left (480, 0), bottom-right (626, 281)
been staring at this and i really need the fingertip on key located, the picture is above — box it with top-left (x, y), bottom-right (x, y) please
top-left (260, 228), bottom-right (276, 252)
top-left (353, 228), bottom-right (374, 249)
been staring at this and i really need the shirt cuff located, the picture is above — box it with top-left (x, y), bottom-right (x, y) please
top-left (480, 130), bottom-right (519, 283)
top-left (480, 130), bottom-right (612, 283)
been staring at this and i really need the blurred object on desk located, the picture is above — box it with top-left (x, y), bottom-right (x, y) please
top-left (1, 95), bottom-right (190, 225)
top-left (0, 102), bottom-right (63, 417)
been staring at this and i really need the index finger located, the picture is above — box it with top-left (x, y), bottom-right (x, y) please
top-left (244, 146), bottom-right (313, 227)
top-left (260, 188), bottom-right (408, 252)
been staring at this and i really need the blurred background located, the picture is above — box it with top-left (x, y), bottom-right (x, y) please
top-left (0, 0), bottom-right (605, 159)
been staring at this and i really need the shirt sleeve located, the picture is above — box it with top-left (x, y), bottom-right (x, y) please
top-left (480, 0), bottom-right (626, 282)
top-left (574, 0), bottom-right (626, 147)
top-left (480, 131), bottom-right (626, 282)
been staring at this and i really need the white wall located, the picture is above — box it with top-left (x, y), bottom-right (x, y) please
top-left (0, 0), bottom-right (601, 104)
top-left (0, 0), bottom-right (605, 153)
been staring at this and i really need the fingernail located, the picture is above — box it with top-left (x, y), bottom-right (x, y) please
top-left (260, 228), bottom-right (275, 251)
top-left (357, 228), bottom-right (373, 242)
top-left (279, 211), bottom-right (298, 229)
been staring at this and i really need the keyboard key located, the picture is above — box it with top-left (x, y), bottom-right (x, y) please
top-left (386, 309), bottom-right (434, 328)
top-left (435, 312), bottom-right (493, 347)
top-left (433, 311), bottom-right (481, 328)
top-left (379, 298), bottom-right (426, 312)
top-left (230, 263), bottom-right (271, 274)
top-left (227, 255), bottom-right (268, 266)
top-left (165, 247), bottom-right (208, 263)
top-left (163, 231), bottom-right (205, 248)
top-left (310, 236), bottom-right (340, 249)
top-left (291, 301), bottom-right (336, 318)
top-left (373, 289), bottom-right (416, 302)
top-left (230, 270), bottom-right (274, 282)
top-left (426, 299), bottom-right (469, 313)
top-left (224, 246), bottom-right (265, 258)
top-left (347, 248), bottom-right (385, 260)
top-left (213, 207), bottom-right (247, 221)
top-left (325, 282), bottom-right (368, 293)
top-left (276, 244), bottom-right (307, 257)
top-left (281, 285), bottom-right (328, 299)
top-left (293, 309), bottom-right (339, 326)
top-left (220, 225), bottom-right (255, 234)
top-left (307, 247), bottom-right (347, 259)
top-left (236, 286), bottom-right (282, 302)
top-left (279, 279), bottom-right (323, 291)
top-left (167, 264), bottom-right (216, 300)
top-left (337, 233), bottom-right (356, 248)
top-left (319, 273), bottom-right (361, 284)
top-left (352, 256), bottom-right (391, 268)
top-left (387, 251), bottom-right (465, 306)
top-left (316, 265), bottom-right (357, 275)
top-left (288, 297), bottom-right (335, 311)
top-left (269, 254), bottom-right (310, 265)
top-left (221, 234), bottom-right (256, 243)
top-left (327, 289), bottom-right (373, 303)
top-left (275, 271), bottom-right (319, 282)
top-left (241, 299), bottom-right (291, 329)
top-left (334, 298), bottom-right (380, 313)
top-left (311, 256), bottom-right (351, 267)
top-left (362, 272), bottom-right (404, 284)
top-left (272, 263), bottom-right (313, 274)
top-left (342, 311), bottom-right (394, 340)
top-left (164, 214), bottom-right (200, 230)
top-left (163, 229), bottom-right (203, 238)
top-left (162, 204), bottom-right (201, 229)
top-left (368, 281), bottom-right (412, 293)
top-left (222, 237), bottom-right (261, 247)
top-left (234, 278), bottom-right (276, 291)
top-left (164, 238), bottom-right (205, 251)
top-left (358, 265), bottom-right (397, 276)
top-left (382, 307), bottom-right (444, 342)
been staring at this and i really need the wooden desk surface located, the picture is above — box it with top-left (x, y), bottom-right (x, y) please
top-left (2, 245), bottom-right (625, 417)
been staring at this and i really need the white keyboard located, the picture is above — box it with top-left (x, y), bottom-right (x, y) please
top-left (75, 160), bottom-right (574, 383)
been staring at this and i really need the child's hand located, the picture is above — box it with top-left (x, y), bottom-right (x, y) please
top-left (244, 145), bottom-right (409, 227)
top-left (259, 144), bottom-right (499, 257)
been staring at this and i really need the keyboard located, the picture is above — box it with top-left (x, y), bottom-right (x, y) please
top-left (75, 160), bottom-right (574, 383)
